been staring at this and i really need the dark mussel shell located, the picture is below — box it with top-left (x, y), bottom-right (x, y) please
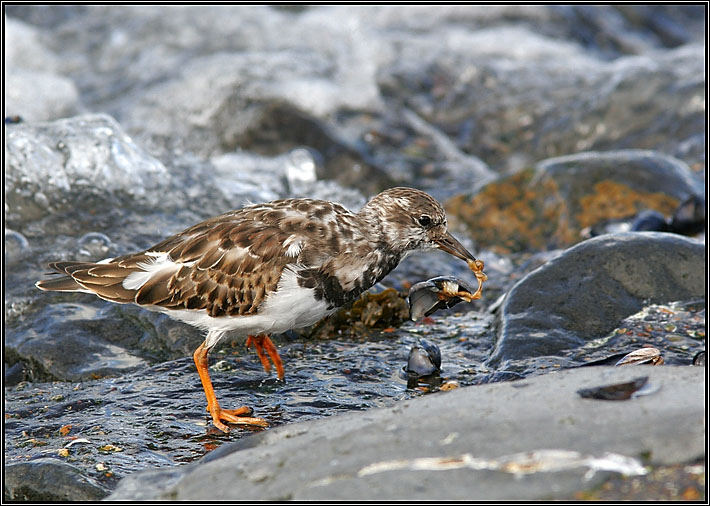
top-left (692, 350), bottom-right (705, 366)
top-left (406, 338), bottom-right (442, 376)
top-left (404, 339), bottom-right (442, 388)
top-left (408, 276), bottom-right (477, 321)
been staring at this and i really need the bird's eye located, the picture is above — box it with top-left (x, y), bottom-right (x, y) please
top-left (418, 215), bottom-right (432, 227)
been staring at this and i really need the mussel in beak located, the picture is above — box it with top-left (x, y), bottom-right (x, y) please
top-left (408, 276), bottom-right (479, 321)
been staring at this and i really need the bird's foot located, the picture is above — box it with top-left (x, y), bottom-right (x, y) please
top-left (207, 404), bottom-right (269, 432)
top-left (246, 334), bottom-right (285, 380)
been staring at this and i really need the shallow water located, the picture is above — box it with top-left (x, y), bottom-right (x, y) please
top-left (4, 311), bottom-right (497, 485)
top-left (6, 295), bottom-right (704, 493)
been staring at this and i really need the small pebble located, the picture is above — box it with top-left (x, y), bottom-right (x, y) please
top-left (440, 380), bottom-right (460, 391)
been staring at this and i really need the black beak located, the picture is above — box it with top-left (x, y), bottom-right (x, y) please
top-left (434, 231), bottom-right (476, 262)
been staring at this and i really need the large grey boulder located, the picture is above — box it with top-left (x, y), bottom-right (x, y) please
top-left (108, 366), bottom-right (704, 500)
top-left (488, 232), bottom-right (705, 367)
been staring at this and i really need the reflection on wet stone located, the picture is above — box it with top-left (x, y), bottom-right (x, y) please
top-left (576, 376), bottom-right (652, 401)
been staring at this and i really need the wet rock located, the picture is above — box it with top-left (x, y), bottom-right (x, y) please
top-left (11, 6), bottom-right (703, 198)
top-left (209, 146), bottom-right (370, 208)
top-left (349, 107), bottom-right (496, 201)
top-left (447, 150), bottom-right (704, 252)
top-left (488, 233), bottom-right (705, 368)
top-left (6, 5), bottom-right (704, 204)
top-left (208, 103), bottom-right (395, 197)
top-left (5, 71), bottom-right (79, 124)
top-left (5, 17), bottom-right (63, 72)
top-left (568, 300), bottom-right (705, 370)
top-left (3, 321), bottom-right (495, 495)
top-left (550, 5), bottom-right (706, 55)
top-left (21, 6), bottom-right (384, 162)
top-left (4, 361), bottom-right (25, 386)
top-left (108, 366), bottom-right (705, 500)
top-left (383, 30), bottom-right (704, 173)
top-left (4, 17), bottom-right (79, 122)
top-left (5, 302), bottom-right (149, 381)
top-left (4, 228), bottom-right (31, 266)
top-left (5, 114), bottom-right (168, 224)
top-left (535, 150), bottom-right (704, 228)
top-left (122, 51), bottom-right (383, 166)
top-left (4, 457), bottom-right (109, 501)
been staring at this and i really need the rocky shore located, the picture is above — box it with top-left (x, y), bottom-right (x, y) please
top-left (4, 5), bottom-right (705, 501)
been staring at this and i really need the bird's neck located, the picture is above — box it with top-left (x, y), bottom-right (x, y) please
top-left (355, 201), bottom-right (385, 236)
top-left (349, 205), bottom-right (405, 295)
top-left (295, 206), bottom-right (404, 310)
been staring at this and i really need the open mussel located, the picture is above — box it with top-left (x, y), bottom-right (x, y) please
top-left (403, 339), bottom-right (442, 388)
top-left (407, 338), bottom-right (441, 376)
top-left (408, 276), bottom-right (479, 321)
top-left (615, 347), bottom-right (664, 366)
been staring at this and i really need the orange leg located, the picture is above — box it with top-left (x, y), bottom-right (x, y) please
top-left (193, 343), bottom-right (268, 432)
top-left (246, 334), bottom-right (285, 381)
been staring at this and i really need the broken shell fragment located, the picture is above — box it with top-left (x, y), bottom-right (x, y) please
top-left (440, 380), bottom-right (460, 391)
top-left (615, 347), bottom-right (664, 366)
top-left (408, 276), bottom-right (479, 321)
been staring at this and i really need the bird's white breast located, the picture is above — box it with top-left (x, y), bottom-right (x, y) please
top-left (149, 266), bottom-right (334, 349)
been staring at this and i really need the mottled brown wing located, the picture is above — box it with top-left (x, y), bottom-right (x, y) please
top-left (140, 200), bottom-right (357, 317)
top-left (140, 219), bottom-right (295, 317)
top-left (38, 198), bottom-right (355, 317)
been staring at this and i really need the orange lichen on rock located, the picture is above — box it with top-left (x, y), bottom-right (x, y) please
top-left (577, 180), bottom-right (679, 228)
top-left (445, 168), bottom-right (571, 253)
top-left (446, 169), bottom-right (682, 253)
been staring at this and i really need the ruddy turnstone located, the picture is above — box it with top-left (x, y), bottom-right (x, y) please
top-left (36, 187), bottom-right (484, 432)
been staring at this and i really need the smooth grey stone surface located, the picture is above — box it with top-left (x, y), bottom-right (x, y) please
top-left (488, 232), bottom-right (705, 366)
top-left (108, 366), bottom-right (705, 500)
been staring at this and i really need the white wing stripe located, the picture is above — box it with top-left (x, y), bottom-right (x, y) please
top-left (122, 253), bottom-right (181, 290)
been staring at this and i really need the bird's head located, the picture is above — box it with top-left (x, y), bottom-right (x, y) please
top-left (362, 187), bottom-right (477, 263)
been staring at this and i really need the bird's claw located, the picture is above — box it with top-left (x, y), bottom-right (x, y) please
top-left (207, 404), bottom-right (269, 432)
